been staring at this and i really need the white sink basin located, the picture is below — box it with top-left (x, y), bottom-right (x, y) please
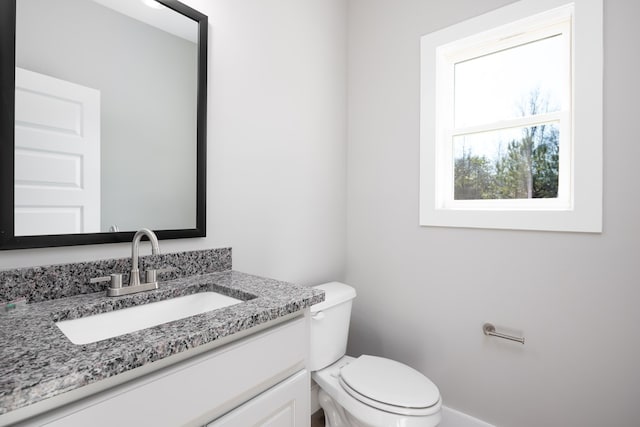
top-left (56, 292), bottom-right (242, 345)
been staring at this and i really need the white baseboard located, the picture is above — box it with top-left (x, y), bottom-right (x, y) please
top-left (441, 406), bottom-right (495, 427)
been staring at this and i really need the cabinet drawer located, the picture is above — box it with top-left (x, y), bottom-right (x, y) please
top-left (40, 317), bottom-right (307, 427)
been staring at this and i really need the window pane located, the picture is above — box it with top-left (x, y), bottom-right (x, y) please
top-left (454, 35), bottom-right (564, 128)
top-left (453, 123), bottom-right (559, 200)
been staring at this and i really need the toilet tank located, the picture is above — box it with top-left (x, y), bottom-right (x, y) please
top-left (309, 282), bottom-right (357, 371)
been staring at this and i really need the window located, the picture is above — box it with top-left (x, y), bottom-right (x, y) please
top-left (420, 0), bottom-right (603, 232)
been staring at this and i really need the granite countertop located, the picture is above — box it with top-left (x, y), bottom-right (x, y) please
top-left (0, 270), bottom-right (324, 417)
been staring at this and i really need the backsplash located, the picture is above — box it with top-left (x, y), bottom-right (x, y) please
top-left (0, 248), bottom-right (232, 303)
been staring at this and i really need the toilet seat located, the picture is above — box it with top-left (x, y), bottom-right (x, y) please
top-left (313, 356), bottom-right (442, 427)
top-left (338, 355), bottom-right (441, 416)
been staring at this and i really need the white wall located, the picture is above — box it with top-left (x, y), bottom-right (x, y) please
top-left (203, 0), bottom-right (347, 285)
top-left (1, 0), bottom-right (348, 288)
top-left (346, 1), bottom-right (640, 426)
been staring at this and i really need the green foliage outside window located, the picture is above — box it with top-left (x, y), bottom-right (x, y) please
top-left (454, 91), bottom-right (560, 200)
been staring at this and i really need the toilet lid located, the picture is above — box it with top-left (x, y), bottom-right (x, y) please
top-left (339, 355), bottom-right (440, 415)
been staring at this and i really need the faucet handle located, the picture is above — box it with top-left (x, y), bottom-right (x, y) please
top-left (145, 269), bottom-right (158, 284)
top-left (89, 275), bottom-right (111, 284)
top-left (110, 273), bottom-right (123, 289)
top-left (91, 274), bottom-right (123, 289)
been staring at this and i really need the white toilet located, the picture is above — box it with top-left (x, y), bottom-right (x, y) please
top-left (310, 282), bottom-right (442, 427)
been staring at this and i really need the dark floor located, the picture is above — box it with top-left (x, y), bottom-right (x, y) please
top-left (311, 409), bottom-right (325, 427)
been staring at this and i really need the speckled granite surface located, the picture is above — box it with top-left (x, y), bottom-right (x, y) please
top-left (0, 270), bottom-right (324, 416)
top-left (0, 248), bottom-right (232, 303)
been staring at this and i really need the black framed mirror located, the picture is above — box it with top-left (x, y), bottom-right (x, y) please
top-left (0, 0), bottom-right (207, 250)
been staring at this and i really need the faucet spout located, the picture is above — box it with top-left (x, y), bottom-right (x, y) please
top-left (129, 228), bottom-right (160, 287)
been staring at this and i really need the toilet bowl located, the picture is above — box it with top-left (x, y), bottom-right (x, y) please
top-left (310, 282), bottom-right (442, 427)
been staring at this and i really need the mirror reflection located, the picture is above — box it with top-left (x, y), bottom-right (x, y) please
top-left (15, 0), bottom-right (198, 236)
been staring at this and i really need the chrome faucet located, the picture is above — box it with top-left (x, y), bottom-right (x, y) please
top-left (129, 228), bottom-right (160, 287)
top-left (103, 228), bottom-right (161, 297)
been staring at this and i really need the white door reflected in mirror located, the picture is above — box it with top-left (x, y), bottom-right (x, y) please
top-left (14, 68), bottom-right (100, 236)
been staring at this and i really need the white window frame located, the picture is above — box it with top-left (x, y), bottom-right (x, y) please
top-left (419, 0), bottom-right (603, 232)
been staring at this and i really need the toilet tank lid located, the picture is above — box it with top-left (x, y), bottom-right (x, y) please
top-left (311, 282), bottom-right (356, 313)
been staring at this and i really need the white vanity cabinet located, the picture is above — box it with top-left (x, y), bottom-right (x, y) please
top-left (26, 315), bottom-right (310, 427)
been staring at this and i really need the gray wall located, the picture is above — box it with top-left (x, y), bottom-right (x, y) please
top-left (346, 0), bottom-right (640, 426)
top-left (16, 0), bottom-right (197, 232)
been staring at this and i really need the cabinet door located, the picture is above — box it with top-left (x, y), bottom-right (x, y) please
top-left (208, 370), bottom-right (309, 427)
